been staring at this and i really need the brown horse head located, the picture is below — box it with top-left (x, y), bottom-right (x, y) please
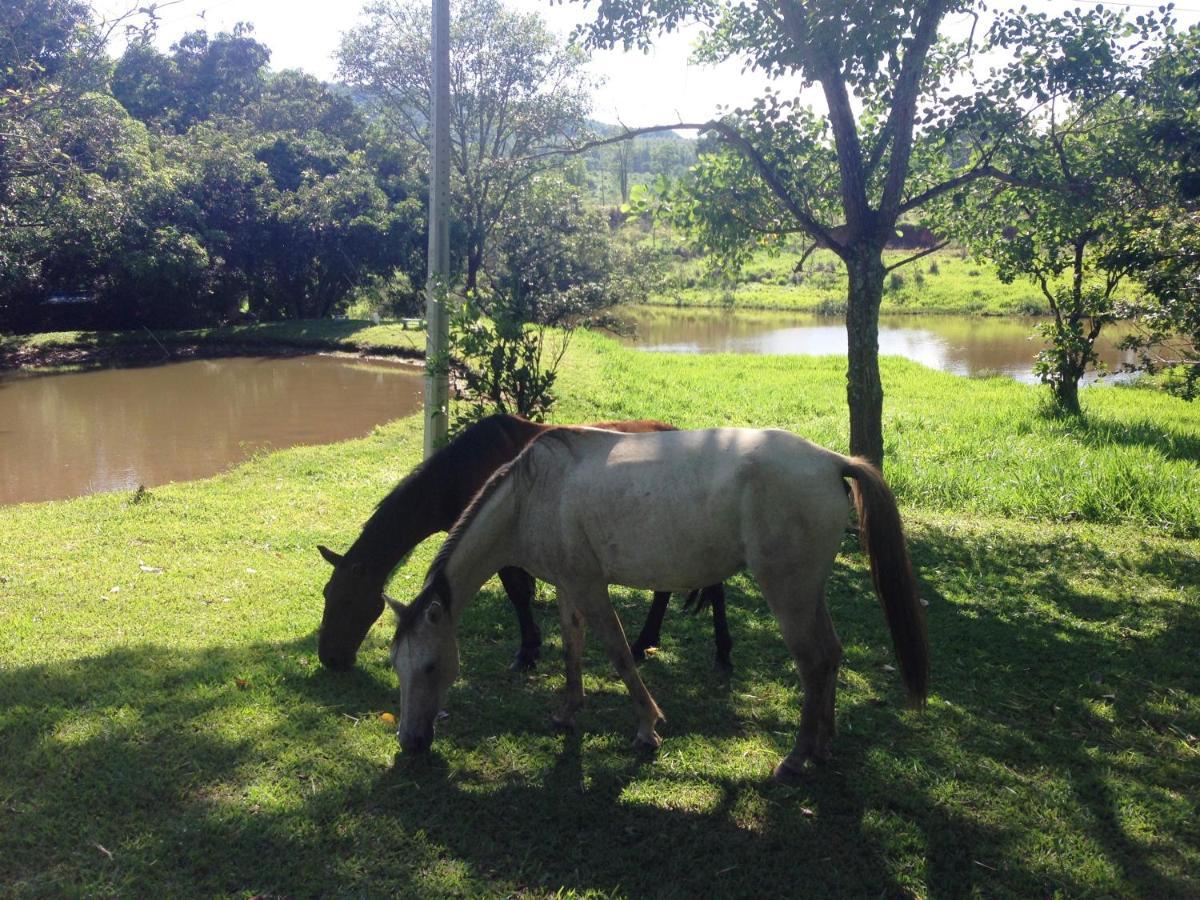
top-left (317, 544), bottom-right (385, 670)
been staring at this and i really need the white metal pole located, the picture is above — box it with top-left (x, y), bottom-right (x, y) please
top-left (424, 0), bottom-right (451, 458)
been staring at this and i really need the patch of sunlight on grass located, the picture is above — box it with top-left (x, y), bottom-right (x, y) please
top-left (618, 778), bottom-right (724, 814)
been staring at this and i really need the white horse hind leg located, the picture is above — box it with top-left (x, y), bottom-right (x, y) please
top-left (574, 582), bottom-right (664, 749)
top-left (551, 592), bottom-right (586, 730)
top-left (756, 567), bottom-right (843, 778)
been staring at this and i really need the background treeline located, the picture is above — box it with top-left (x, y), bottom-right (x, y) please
top-left (1, 6), bottom-right (427, 331)
top-left (0, 0), bottom-right (676, 333)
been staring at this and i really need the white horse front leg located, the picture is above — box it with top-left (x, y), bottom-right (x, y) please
top-left (576, 583), bottom-right (664, 750)
top-left (551, 593), bottom-right (585, 730)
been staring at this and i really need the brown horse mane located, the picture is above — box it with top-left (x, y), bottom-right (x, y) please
top-left (367, 416), bottom-right (543, 524)
top-left (393, 428), bottom-right (605, 638)
top-left (388, 421), bottom-right (676, 639)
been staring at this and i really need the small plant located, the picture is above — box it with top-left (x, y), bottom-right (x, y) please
top-left (888, 272), bottom-right (905, 292)
top-left (928, 260), bottom-right (940, 276)
top-left (449, 296), bottom-right (568, 425)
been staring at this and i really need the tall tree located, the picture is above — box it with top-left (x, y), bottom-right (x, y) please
top-left (0, 0), bottom-right (111, 217)
top-left (576, 1), bottom-right (1168, 464)
top-left (1122, 28), bottom-right (1200, 399)
top-left (338, 0), bottom-right (593, 293)
top-left (112, 25), bottom-right (272, 132)
top-left (937, 12), bottom-right (1189, 413)
top-left (942, 99), bottom-right (1158, 414)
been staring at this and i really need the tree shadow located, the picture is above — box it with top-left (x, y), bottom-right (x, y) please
top-left (2, 524), bottom-right (1196, 895)
top-left (1043, 405), bottom-right (1200, 464)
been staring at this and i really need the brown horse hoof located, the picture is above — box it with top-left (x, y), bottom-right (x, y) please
top-left (771, 757), bottom-right (807, 782)
top-left (632, 731), bottom-right (662, 752)
top-left (511, 646), bottom-right (540, 671)
top-left (550, 712), bottom-right (578, 733)
top-left (771, 752), bottom-right (825, 782)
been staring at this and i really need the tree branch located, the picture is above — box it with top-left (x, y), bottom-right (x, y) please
top-left (879, 0), bottom-right (948, 224)
top-left (530, 121), bottom-right (843, 251)
top-left (884, 239), bottom-right (950, 272)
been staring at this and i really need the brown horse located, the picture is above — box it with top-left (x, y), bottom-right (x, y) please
top-left (317, 414), bottom-right (730, 671)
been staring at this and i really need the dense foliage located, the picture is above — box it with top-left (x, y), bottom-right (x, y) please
top-left (0, 13), bottom-right (428, 332)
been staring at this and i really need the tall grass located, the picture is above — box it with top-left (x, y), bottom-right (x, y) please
top-left (557, 333), bottom-right (1200, 536)
top-left (648, 247), bottom-right (1051, 315)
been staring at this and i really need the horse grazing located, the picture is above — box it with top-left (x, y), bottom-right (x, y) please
top-left (387, 427), bottom-right (929, 779)
top-left (317, 414), bottom-right (731, 672)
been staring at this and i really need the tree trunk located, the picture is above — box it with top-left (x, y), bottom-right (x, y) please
top-left (845, 246), bottom-right (886, 467)
top-left (1053, 370), bottom-right (1083, 416)
top-left (465, 231), bottom-right (484, 295)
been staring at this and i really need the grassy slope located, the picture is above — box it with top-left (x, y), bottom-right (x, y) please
top-left (2, 335), bottom-right (1198, 897)
top-left (648, 246), bottom-right (1051, 315)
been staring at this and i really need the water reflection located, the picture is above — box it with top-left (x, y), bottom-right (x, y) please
top-left (0, 355), bottom-right (422, 505)
top-left (618, 308), bottom-right (1138, 383)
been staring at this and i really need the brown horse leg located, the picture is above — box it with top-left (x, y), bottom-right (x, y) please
top-left (498, 566), bottom-right (541, 670)
top-left (705, 583), bottom-right (734, 673)
top-left (629, 591), bottom-right (671, 661)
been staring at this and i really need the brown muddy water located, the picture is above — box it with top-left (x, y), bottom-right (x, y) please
top-left (618, 308), bottom-right (1138, 383)
top-left (0, 355), bottom-right (422, 505)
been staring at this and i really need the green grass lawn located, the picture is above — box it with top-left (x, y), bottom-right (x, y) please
top-left (648, 246), bottom-right (1053, 316)
top-left (2, 334), bottom-right (1198, 896)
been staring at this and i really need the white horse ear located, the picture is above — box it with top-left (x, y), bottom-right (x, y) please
top-left (425, 601), bottom-right (444, 625)
top-left (317, 545), bottom-right (344, 567)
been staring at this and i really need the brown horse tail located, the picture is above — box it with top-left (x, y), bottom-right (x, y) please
top-left (842, 457), bottom-right (929, 708)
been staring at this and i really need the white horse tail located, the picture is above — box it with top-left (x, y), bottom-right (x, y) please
top-left (841, 458), bottom-right (930, 708)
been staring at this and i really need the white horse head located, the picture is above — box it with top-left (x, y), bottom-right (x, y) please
top-left (386, 578), bottom-right (460, 753)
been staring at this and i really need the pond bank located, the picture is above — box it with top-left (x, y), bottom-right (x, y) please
top-left (0, 319), bottom-right (426, 372)
top-left (614, 306), bottom-right (1139, 384)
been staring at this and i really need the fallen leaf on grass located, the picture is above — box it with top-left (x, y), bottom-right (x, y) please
top-left (235, 678), bottom-right (250, 690)
top-left (138, 563), bottom-right (163, 574)
top-left (379, 712), bottom-right (396, 724)
top-left (642, 646), bottom-right (659, 657)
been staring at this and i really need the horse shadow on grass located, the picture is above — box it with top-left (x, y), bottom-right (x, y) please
top-left (2, 525), bottom-right (1196, 895)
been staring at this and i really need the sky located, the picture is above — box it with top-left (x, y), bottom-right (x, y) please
top-left (97, 0), bottom-right (1200, 128)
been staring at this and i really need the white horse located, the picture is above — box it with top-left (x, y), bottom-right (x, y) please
top-left (386, 427), bottom-right (928, 779)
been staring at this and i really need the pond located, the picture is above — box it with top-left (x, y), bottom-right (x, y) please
top-left (616, 308), bottom-right (1138, 383)
top-left (0, 355), bottom-right (423, 506)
